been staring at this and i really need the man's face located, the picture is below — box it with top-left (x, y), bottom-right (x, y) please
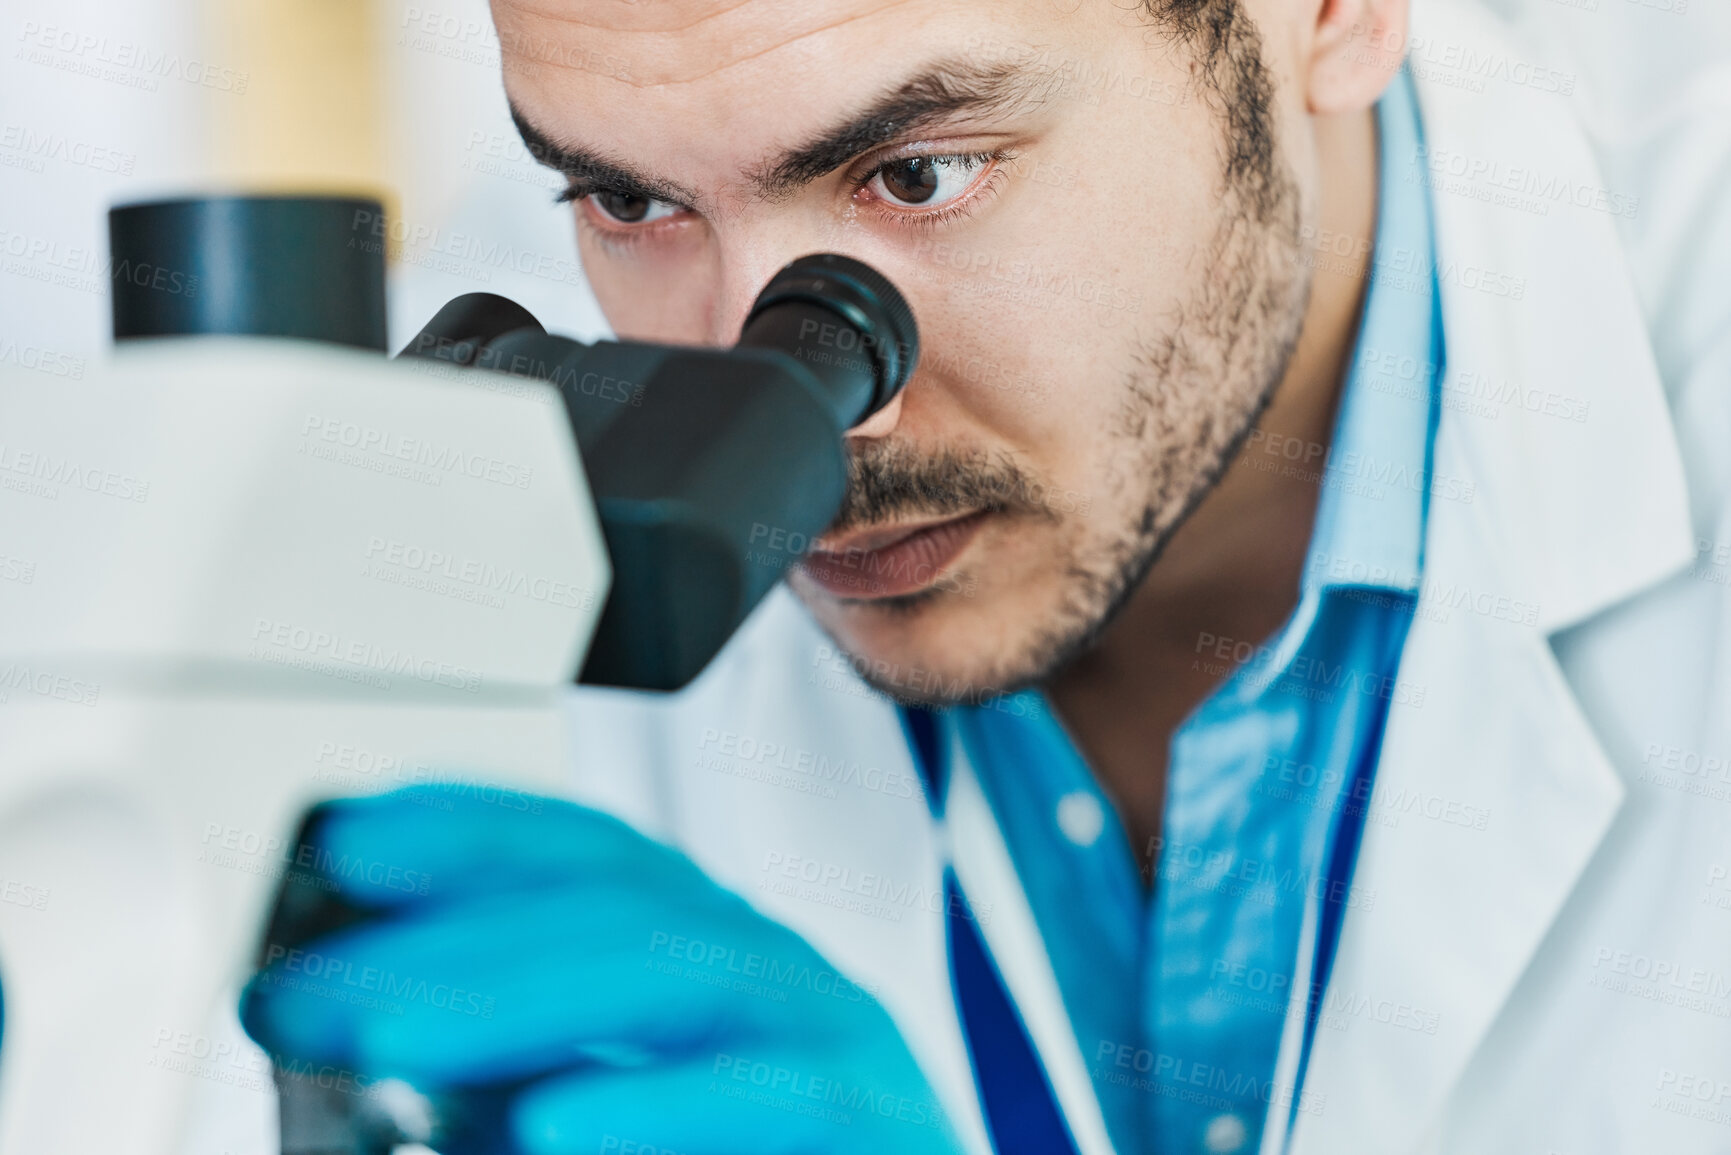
top-left (496, 0), bottom-right (1316, 704)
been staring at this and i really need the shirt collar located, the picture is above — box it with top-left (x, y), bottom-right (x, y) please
top-left (1301, 66), bottom-right (1440, 597)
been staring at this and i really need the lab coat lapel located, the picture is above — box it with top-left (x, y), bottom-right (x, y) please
top-left (1292, 2), bottom-right (1694, 1150)
top-left (1290, 547), bottom-right (1627, 1153)
top-left (944, 733), bottom-right (1122, 1155)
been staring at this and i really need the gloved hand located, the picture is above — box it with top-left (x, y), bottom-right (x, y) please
top-left (240, 784), bottom-right (963, 1155)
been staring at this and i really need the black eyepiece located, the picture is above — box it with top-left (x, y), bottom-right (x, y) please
top-left (396, 292), bottom-right (546, 365)
top-left (739, 252), bottom-right (920, 426)
top-left (394, 254), bottom-right (921, 692)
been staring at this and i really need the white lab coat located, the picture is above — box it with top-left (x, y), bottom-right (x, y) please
top-left (557, 1), bottom-right (1731, 1151)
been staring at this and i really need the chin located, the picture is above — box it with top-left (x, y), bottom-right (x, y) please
top-left (793, 571), bottom-right (1058, 709)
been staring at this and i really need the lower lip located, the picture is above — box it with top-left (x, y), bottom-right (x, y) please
top-left (799, 513), bottom-right (987, 600)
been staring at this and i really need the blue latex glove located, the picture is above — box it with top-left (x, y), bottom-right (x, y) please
top-left (240, 784), bottom-right (964, 1155)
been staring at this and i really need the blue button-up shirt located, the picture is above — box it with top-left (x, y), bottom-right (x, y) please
top-left (935, 68), bottom-right (1442, 1155)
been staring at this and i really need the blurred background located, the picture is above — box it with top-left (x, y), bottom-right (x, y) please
top-left (3, 0), bottom-right (1727, 374)
top-left (0, 0), bottom-right (612, 375)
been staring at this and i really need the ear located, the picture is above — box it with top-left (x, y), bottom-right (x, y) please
top-left (1304, 0), bottom-right (1409, 114)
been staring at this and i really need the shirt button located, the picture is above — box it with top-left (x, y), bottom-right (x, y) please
top-left (1204, 1112), bottom-right (1248, 1153)
top-left (1056, 791), bottom-right (1105, 847)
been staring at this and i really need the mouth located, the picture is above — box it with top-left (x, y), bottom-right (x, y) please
top-left (799, 511), bottom-right (988, 600)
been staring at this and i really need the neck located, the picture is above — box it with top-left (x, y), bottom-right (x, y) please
top-left (1045, 105), bottom-right (1381, 871)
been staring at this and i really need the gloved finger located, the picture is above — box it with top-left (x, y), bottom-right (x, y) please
top-left (293, 787), bottom-right (705, 909)
top-left (241, 882), bottom-right (867, 1087)
top-left (505, 1052), bottom-right (954, 1155)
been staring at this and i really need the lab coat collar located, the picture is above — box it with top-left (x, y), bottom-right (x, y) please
top-left (1301, 64), bottom-right (1436, 601)
top-left (1291, 1), bottom-right (1694, 1150)
top-left (944, 734), bottom-right (1124, 1155)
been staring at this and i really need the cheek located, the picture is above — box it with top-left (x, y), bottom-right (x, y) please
top-left (887, 285), bottom-right (1138, 518)
top-left (863, 155), bottom-right (1212, 509)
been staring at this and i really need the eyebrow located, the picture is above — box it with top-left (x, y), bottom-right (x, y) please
top-left (510, 103), bottom-right (702, 207)
top-left (509, 56), bottom-right (1056, 208)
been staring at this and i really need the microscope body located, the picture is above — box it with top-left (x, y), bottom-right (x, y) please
top-left (0, 338), bottom-right (608, 1153)
top-left (0, 192), bottom-right (918, 1153)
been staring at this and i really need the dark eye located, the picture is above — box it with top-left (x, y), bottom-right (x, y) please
top-left (869, 154), bottom-right (992, 209)
top-left (589, 190), bottom-right (681, 225)
top-left (881, 157), bottom-right (941, 204)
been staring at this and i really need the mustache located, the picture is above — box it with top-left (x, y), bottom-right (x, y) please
top-left (829, 440), bottom-right (1060, 535)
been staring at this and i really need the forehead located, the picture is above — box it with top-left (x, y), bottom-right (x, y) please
top-left (491, 0), bottom-right (1105, 190)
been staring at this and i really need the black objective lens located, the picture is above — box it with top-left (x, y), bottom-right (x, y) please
top-left (399, 253), bottom-right (921, 692)
top-left (108, 195), bottom-right (389, 352)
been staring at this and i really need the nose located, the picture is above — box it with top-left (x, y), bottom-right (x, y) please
top-left (846, 389), bottom-right (904, 439)
top-left (710, 257), bottom-right (785, 348)
top-left (710, 227), bottom-right (814, 349)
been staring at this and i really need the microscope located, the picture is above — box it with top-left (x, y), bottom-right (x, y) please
top-left (0, 195), bottom-right (918, 1154)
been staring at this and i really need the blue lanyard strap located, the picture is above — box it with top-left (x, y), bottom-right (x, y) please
top-left (903, 704), bottom-right (948, 814)
top-left (900, 706), bottom-right (1082, 1155)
